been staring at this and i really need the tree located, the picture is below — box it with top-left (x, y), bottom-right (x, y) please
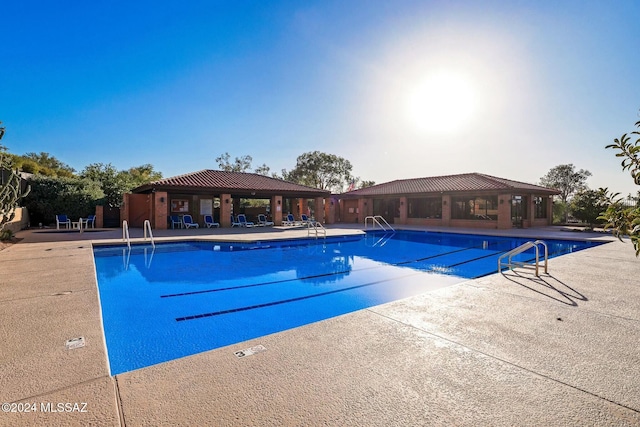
top-left (570, 188), bottom-right (609, 228)
top-left (0, 125), bottom-right (31, 239)
top-left (126, 164), bottom-right (163, 187)
top-left (599, 118), bottom-right (640, 256)
top-left (215, 153), bottom-right (253, 172)
top-left (254, 163), bottom-right (271, 176)
top-left (540, 164), bottom-right (592, 223)
top-left (23, 175), bottom-right (102, 226)
top-left (80, 163), bottom-right (162, 208)
top-left (22, 152), bottom-right (75, 177)
top-left (358, 180), bottom-right (376, 189)
top-left (283, 151), bottom-right (355, 193)
top-left (80, 163), bottom-right (128, 207)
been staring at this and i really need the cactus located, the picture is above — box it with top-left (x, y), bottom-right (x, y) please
top-left (0, 124), bottom-right (31, 237)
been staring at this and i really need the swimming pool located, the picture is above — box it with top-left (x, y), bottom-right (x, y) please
top-left (93, 230), bottom-right (602, 374)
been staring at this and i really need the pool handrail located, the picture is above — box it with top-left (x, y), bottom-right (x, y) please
top-left (498, 239), bottom-right (548, 277)
top-left (122, 220), bottom-right (131, 249)
top-left (364, 215), bottom-right (395, 232)
top-left (143, 219), bottom-right (155, 248)
top-left (307, 220), bottom-right (326, 239)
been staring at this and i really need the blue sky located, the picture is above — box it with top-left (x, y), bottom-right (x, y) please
top-left (2, 1), bottom-right (640, 196)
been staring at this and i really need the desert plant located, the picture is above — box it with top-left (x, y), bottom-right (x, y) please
top-left (0, 124), bottom-right (31, 235)
top-left (0, 228), bottom-right (14, 241)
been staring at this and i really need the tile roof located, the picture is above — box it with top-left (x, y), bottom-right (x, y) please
top-left (133, 169), bottom-right (330, 196)
top-left (341, 173), bottom-right (559, 197)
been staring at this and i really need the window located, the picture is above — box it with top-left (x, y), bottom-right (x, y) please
top-left (171, 199), bottom-right (189, 213)
top-left (451, 196), bottom-right (498, 220)
top-left (408, 197), bottom-right (442, 219)
top-left (534, 196), bottom-right (547, 218)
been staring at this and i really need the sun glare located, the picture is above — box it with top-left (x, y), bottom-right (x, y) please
top-left (405, 71), bottom-right (477, 134)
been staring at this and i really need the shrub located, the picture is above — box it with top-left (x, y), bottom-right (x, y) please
top-left (23, 176), bottom-right (104, 225)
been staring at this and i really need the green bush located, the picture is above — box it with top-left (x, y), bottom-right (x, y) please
top-left (23, 176), bottom-right (104, 225)
top-left (552, 201), bottom-right (566, 224)
top-left (570, 188), bottom-right (609, 227)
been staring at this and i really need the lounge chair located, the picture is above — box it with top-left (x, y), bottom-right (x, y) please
top-left (282, 213), bottom-right (297, 226)
top-left (82, 215), bottom-right (96, 228)
top-left (237, 214), bottom-right (255, 227)
top-left (204, 215), bottom-right (220, 228)
top-left (231, 214), bottom-right (242, 227)
top-left (300, 214), bottom-right (313, 225)
top-left (257, 214), bottom-right (274, 226)
top-left (182, 214), bottom-right (199, 229)
top-left (169, 215), bottom-right (182, 229)
top-left (56, 214), bottom-right (71, 229)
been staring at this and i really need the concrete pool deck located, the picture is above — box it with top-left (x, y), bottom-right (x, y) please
top-left (1, 225), bottom-right (638, 426)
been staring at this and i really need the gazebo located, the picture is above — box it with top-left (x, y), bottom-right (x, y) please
top-left (124, 170), bottom-right (330, 228)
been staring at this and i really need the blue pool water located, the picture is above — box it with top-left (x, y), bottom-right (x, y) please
top-left (93, 231), bottom-right (602, 374)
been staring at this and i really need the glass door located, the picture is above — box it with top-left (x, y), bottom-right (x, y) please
top-left (373, 199), bottom-right (398, 223)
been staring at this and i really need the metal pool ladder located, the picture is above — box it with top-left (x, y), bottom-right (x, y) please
top-left (364, 215), bottom-right (395, 232)
top-left (497, 240), bottom-right (548, 277)
top-left (307, 221), bottom-right (326, 239)
top-left (122, 220), bottom-right (131, 249)
top-left (143, 219), bottom-right (155, 248)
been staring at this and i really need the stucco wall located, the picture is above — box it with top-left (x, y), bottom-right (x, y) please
top-left (1, 207), bottom-right (29, 234)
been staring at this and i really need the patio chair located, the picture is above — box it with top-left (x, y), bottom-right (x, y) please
top-left (282, 213), bottom-right (297, 226)
top-left (169, 215), bottom-right (182, 229)
top-left (231, 214), bottom-right (242, 227)
top-left (300, 214), bottom-right (314, 225)
top-left (237, 214), bottom-right (255, 227)
top-left (182, 214), bottom-right (199, 229)
top-left (82, 215), bottom-right (96, 228)
top-left (56, 214), bottom-right (71, 229)
top-left (204, 215), bottom-right (220, 228)
top-left (257, 214), bottom-right (274, 226)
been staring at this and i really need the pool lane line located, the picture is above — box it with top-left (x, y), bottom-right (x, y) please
top-left (160, 243), bottom-right (495, 299)
top-left (163, 268), bottom-right (355, 298)
top-left (174, 247), bottom-right (521, 321)
top-left (175, 269), bottom-right (430, 322)
top-left (446, 248), bottom-right (512, 268)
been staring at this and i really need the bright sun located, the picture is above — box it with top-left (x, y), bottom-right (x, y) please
top-left (405, 71), bottom-right (477, 134)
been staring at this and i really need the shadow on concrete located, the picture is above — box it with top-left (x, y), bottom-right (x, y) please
top-left (501, 270), bottom-right (588, 306)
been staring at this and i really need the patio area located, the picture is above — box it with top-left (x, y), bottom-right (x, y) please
top-left (1, 225), bottom-right (638, 426)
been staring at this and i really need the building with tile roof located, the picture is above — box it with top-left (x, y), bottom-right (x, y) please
top-left (118, 170), bottom-right (558, 230)
top-left (329, 173), bottom-right (559, 229)
top-left (125, 170), bottom-right (330, 229)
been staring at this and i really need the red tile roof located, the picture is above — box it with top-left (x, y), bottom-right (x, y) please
top-left (133, 170), bottom-right (330, 197)
top-left (341, 173), bottom-right (559, 197)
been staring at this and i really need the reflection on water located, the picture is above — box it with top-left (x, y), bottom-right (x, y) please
top-left (94, 231), bottom-right (603, 375)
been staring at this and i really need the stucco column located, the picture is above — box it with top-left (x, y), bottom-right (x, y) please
top-left (272, 195), bottom-right (283, 225)
top-left (220, 193), bottom-right (232, 227)
top-left (324, 197), bottom-right (335, 224)
top-left (357, 198), bottom-right (367, 224)
top-left (154, 191), bottom-right (168, 230)
top-left (441, 195), bottom-right (451, 227)
top-left (95, 205), bottom-right (104, 228)
top-left (121, 193), bottom-right (130, 227)
top-left (526, 194), bottom-right (536, 228)
top-left (399, 196), bottom-right (408, 225)
top-left (314, 197), bottom-right (325, 223)
top-left (298, 198), bottom-right (306, 220)
top-left (497, 194), bottom-right (512, 229)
